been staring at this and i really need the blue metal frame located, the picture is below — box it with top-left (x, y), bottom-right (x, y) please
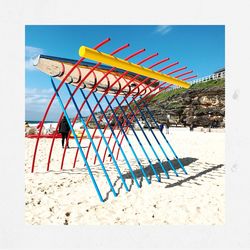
top-left (102, 95), bottom-right (151, 185)
top-left (139, 97), bottom-right (187, 174)
top-left (50, 72), bottom-right (188, 203)
top-left (123, 98), bottom-right (170, 179)
top-left (64, 83), bottom-right (120, 196)
top-left (113, 97), bottom-right (162, 181)
top-left (50, 78), bottom-right (104, 202)
top-left (133, 99), bottom-right (178, 176)
top-left (81, 89), bottom-right (140, 189)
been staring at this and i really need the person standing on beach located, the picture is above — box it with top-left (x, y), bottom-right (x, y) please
top-left (59, 116), bottom-right (71, 148)
top-left (165, 117), bottom-right (170, 134)
top-left (159, 123), bottom-right (164, 132)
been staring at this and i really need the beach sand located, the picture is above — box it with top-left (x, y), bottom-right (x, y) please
top-left (25, 127), bottom-right (225, 225)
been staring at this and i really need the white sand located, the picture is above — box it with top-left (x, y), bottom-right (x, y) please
top-left (25, 128), bottom-right (225, 225)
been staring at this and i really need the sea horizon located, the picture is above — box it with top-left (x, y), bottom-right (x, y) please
top-left (26, 120), bottom-right (58, 124)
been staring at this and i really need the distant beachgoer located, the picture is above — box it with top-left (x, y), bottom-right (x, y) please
top-left (25, 122), bottom-right (30, 136)
top-left (165, 118), bottom-right (170, 134)
top-left (125, 119), bottom-right (130, 135)
top-left (190, 123), bottom-right (194, 131)
top-left (159, 124), bottom-right (164, 132)
top-left (165, 123), bottom-right (169, 134)
top-left (25, 121), bottom-right (30, 128)
top-left (47, 124), bottom-right (55, 134)
top-left (59, 116), bottom-right (71, 148)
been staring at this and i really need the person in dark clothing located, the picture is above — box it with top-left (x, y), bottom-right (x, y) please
top-left (59, 116), bottom-right (71, 148)
top-left (190, 123), bottom-right (194, 131)
top-left (159, 123), bottom-right (164, 132)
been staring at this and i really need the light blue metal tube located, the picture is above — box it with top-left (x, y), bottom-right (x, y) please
top-left (80, 89), bottom-right (137, 189)
top-left (64, 83), bottom-right (119, 196)
top-left (139, 97), bottom-right (187, 174)
top-left (133, 99), bottom-right (178, 176)
top-left (113, 97), bottom-right (162, 181)
top-left (50, 78), bottom-right (104, 202)
top-left (102, 94), bottom-right (151, 185)
top-left (123, 98), bottom-right (170, 179)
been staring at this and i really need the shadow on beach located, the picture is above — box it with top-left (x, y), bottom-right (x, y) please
top-left (104, 157), bottom-right (224, 201)
top-left (164, 163), bottom-right (224, 189)
top-left (104, 157), bottom-right (196, 201)
top-left (122, 157), bottom-right (198, 181)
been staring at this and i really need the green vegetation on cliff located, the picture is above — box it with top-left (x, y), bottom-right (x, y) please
top-left (151, 79), bottom-right (225, 102)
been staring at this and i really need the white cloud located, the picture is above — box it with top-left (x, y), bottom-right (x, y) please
top-left (25, 88), bottom-right (54, 104)
top-left (26, 88), bottom-right (54, 95)
top-left (25, 46), bottom-right (45, 71)
top-left (25, 88), bottom-right (90, 121)
top-left (155, 25), bottom-right (172, 35)
top-left (26, 46), bottom-right (44, 57)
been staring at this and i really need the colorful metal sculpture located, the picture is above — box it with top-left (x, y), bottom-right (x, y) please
top-left (30, 38), bottom-right (197, 202)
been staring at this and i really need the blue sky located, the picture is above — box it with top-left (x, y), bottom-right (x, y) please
top-left (25, 25), bottom-right (225, 121)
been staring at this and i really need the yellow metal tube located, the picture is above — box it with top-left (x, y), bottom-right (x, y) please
top-left (79, 46), bottom-right (190, 89)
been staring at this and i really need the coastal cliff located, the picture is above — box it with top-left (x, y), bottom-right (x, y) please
top-left (141, 79), bottom-right (225, 128)
top-left (85, 79), bottom-right (225, 129)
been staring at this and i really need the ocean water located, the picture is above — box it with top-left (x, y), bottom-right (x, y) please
top-left (26, 121), bottom-right (57, 130)
top-left (25, 121), bottom-right (82, 129)
top-left (26, 120), bottom-right (56, 124)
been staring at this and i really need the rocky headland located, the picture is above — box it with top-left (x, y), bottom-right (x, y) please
top-left (141, 79), bottom-right (225, 128)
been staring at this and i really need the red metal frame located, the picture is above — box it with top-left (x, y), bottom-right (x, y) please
top-left (45, 39), bottom-right (117, 171)
top-left (100, 65), bottom-right (187, 163)
top-left (111, 66), bottom-right (193, 161)
top-left (114, 82), bottom-right (172, 160)
top-left (32, 37), bottom-right (197, 174)
top-left (95, 62), bottom-right (186, 164)
top-left (175, 70), bottom-right (193, 78)
top-left (59, 43), bottom-right (131, 170)
top-left (182, 75), bottom-right (198, 81)
top-left (31, 38), bottom-right (111, 173)
top-left (168, 66), bottom-right (187, 75)
top-left (72, 49), bottom-right (148, 168)
top-left (114, 70), bottom-right (195, 160)
top-left (89, 53), bottom-right (161, 164)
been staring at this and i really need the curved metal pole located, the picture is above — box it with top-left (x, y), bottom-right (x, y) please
top-left (46, 38), bottom-right (112, 171)
top-left (138, 97), bottom-right (188, 174)
top-left (109, 64), bottom-right (180, 162)
top-left (50, 78), bottom-right (104, 202)
top-left (132, 98), bottom-right (179, 176)
top-left (84, 49), bottom-right (148, 162)
top-left (106, 80), bottom-right (158, 162)
top-left (122, 66), bottom-right (188, 174)
top-left (65, 83), bottom-right (120, 196)
top-left (116, 97), bottom-right (170, 179)
top-left (115, 82), bottom-right (171, 161)
top-left (182, 75), bottom-right (198, 81)
top-left (73, 49), bottom-right (147, 167)
top-left (97, 58), bottom-right (172, 164)
top-left (31, 37), bottom-right (110, 173)
top-left (96, 93), bottom-right (151, 184)
top-left (135, 71), bottom-right (197, 175)
top-left (47, 66), bottom-right (100, 171)
top-left (105, 95), bottom-right (162, 181)
top-left (59, 43), bottom-right (130, 170)
top-left (175, 70), bottom-right (193, 78)
top-left (70, 87), bottom-right (130, 191)
top-left (116, 69), bottom-right (195, 164)
top-left (89, 91), bottom-right (143, 187)
top-left (93, 53), bottom-right (159, 164)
